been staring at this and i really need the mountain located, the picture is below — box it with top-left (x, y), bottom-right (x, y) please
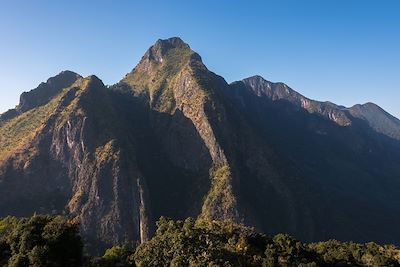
top-left (0, 71), bottom-right (81, 123)
top-left (239, 75), bottom-right (352, 126)
top-left (228, 75), bottom-right (400, 242)
top-left (349, 102), bottom-right (400, 140)
top-left (1, 37), bottom-right (400, 252)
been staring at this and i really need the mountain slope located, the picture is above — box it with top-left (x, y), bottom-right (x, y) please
top-left (115, 37), bottom-right (242, 222)
top-left (0, 75), bottom-right (151, 253)
top-left (227, 76), bottom-right (400, 243)
top-left (241, 75), bottom-right (352, 126)
top-left (349, 102), bottom-right (400, 140)
top-left (240, 75), bottom-right (400, 140)
top-left (0, 71), bottom-right (81, 124)
top-left (0, 37), bottom-right (400, 251)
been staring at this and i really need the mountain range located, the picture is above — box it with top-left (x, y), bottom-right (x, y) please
top-left (1, 37), bottom-right (399, 252)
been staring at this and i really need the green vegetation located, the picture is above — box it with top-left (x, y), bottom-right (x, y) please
top-left (0, 75), bottom-right (102, 166)
top-left (309, 240), bottom-right (400, 266)
top-left (0, 215), bottom-right (83, 267)
top-left (123, 45), bottom-right (194, 113)
top-left (0, 215), bottom-right (399, 266)
top-left (134, 218), bottom-right (311, 266)
top-left (153, 80), bottom-right (176, 113)
top-left (54, 77), bottom-right (94, 128)
top-left (134, 216), bottom-right (267, 266)
top-left (90, 246), bottom-right (133, 267)
top-left (133, 217), bottom-right (400, 266)
top-left (0, 91), bottom-right (65, 162)
top-left (200, 165), bottom-right (237, 220)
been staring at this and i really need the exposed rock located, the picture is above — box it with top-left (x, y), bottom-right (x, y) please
top-left (241, 75), bottom-right (352, 126)
top-left (0, 70), bottom-right (81, 123)
top-left (1, 38), bottom-right (400, 253)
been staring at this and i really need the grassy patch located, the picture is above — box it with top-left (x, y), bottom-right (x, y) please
top-left (123, 46), bottom-right (194, 113)
top-left (200, 165), bottom-right (237, 220)
top-left (0, 91), bottom-right (66, 162)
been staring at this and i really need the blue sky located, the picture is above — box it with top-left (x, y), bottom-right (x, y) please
top-left (1, 0), bottom-right (399, 117)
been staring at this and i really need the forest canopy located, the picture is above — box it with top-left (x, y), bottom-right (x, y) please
top-left (0, 215), bottom-right (399, 266)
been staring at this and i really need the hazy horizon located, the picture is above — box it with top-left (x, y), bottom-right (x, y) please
top-left (1, 0), bottom-right (399, 118)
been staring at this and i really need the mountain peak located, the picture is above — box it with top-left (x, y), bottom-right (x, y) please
top-left (57, 70), bottom-right (81, 78)
top-left (244, 75), bottom-right (268, 82)
top-left (242, 75), bottom-right (273, 90)
top-left (122, 37), bottom-right (203, 100)
top-left (18, 70), bottom-right (81, 111)
top-left (240, 75), bottom-right (353, 126)
top-left (144, 37), bottom-right (190, 63)
top-left (156, 37), bottom-right (188, 48)
top-left (85, 74), bottom-right (104, 86)
top-left (349, 102), bottom-right (400, 139)
top-left (242, 75), bottom-right (292, 99)
top-left (361, 102), bottom-right (380, 109)
top-left (350, 102), bottom-right (390, 116)
top-left (2, 37), bottom-right (400, 251)
top-left (41, 70), bottom-right (81, 89)
top-left (0, 70), bottom-right (81, 122)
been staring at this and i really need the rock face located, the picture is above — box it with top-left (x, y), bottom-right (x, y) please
top-left (1, 37), bottom-right (400, 252)
top-left (0, 75), bottom-right (149, 252)
top-left (0, 71), bottom-right (81, 123)
top-left (241, 75), bottom-right (352, 126)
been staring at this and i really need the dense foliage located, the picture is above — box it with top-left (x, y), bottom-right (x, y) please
top-left (1, 215), bottom-right (399, 266)
top-left (133, 217), bottom-right (400, 266)
top-left (310, 240), bottom-right (400, 266)
top-left (134, 217), bottom-right (314, 266)
top-left (0, 215), bottom-right (83, 267)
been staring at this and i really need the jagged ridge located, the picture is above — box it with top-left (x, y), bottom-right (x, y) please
top-left (1, 37), bottom-right (400, 253)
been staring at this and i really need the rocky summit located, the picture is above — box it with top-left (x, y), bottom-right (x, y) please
top-left (1, 37), bottom-right (400, 252)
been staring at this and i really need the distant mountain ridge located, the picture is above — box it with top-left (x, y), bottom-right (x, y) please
top-left (239, 75), bottom-right (400, 139)
top-left (349, 102), bottom-right (400, 140)
top-left (240, 75), bottom-right (352, 126)
top-left (1, 37), bottom-right (400, 252)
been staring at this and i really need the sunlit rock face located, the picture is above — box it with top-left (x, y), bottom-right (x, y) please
top-left (1, 37), bottom-right (400, 253)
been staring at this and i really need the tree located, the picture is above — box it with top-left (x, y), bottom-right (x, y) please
top-left (0, 215), bottom-right (83, 267)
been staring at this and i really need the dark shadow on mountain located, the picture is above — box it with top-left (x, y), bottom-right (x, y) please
top-left (223, 81), bottom-right (400, 245)
top-left (110, 87), bottom-right (213, 235)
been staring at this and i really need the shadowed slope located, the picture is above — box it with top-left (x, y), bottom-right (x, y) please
top-left (0, 38), bottom-right (400, 252)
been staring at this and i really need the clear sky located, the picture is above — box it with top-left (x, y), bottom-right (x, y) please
top-left (1, 0), bottom-right (399, 117)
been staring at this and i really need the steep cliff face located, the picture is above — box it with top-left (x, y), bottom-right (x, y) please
top-left (0, 75), bottom-right (149, 252)
top-left (227, 77), bottom-right (400, 244)
top-left (118, 37), bottom-right (240, 221)
top-left (117, 39), bottom-right (306, 236)
top-left (1, 37), bottom-right (400, 251)
top-left (0, 38), bottom-right (245, 251)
